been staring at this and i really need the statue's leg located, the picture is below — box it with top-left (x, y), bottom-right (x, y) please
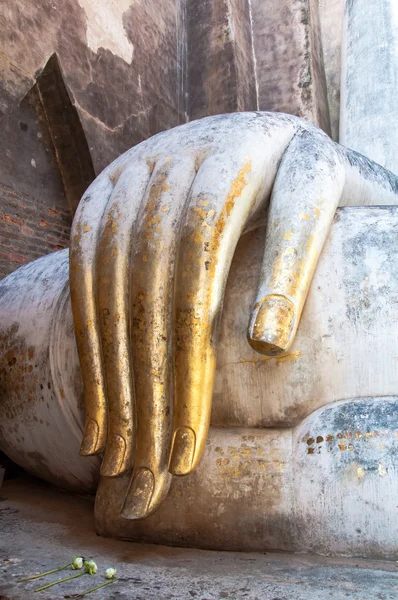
top-left (96, 205), bottom-right (398, 558)
top-left (0, 250), bottom-right (100, 492)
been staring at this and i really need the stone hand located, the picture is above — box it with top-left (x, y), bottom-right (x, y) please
top-left (69, 112), bottom-right (345, 519)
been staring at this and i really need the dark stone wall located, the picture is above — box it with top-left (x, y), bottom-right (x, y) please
top-left (1, 0), bottom-right (185, 172)
top-left (251, 0), bottom-right (330, 133)
top-left (186, 0), bottom-right (257, 119)
top-left (0, 83), bottom-right (71, 278)
top-left (0, 0), bottom-right (185, 278)
top-left (0, 0), bottom-right (331, 278)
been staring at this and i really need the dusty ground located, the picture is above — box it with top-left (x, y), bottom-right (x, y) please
top-left (0, 476), bottom-right (397, 600)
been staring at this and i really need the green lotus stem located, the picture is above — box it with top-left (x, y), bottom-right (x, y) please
top-left (18, 563), bottom-right (71, 582)
top-left (34, 571), bottom-right (85, 592)
top-left (78, 579), bottom-right (116, 596)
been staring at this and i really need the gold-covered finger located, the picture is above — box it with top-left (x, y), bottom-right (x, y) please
top-left (122, 155), bottom-right (196, 518)
top-left (97, 162), bottom-right (152, 477)
top-left (70, 176), bottom-right (115, 455)
top-left (170, 154), bottom-right (267, 476)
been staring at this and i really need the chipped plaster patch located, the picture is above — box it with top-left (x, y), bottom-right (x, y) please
top-left (78, 0), bottom-right (135, 64)
top-left (378, 462), bottom-right (388, 477)
top-left (357, 466), bottom-right (365, 479)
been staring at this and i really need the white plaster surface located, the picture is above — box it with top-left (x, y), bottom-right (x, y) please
top-left (340, 0), bottom-right (398, 174)
top-left (77, 0), bottom-right (135, 63)
top-left (2, 113), bottom-right (398, 555)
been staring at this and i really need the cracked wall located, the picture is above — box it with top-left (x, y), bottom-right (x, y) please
top-left (0, 0), bottom-right (185, 277)
top-left (0, 0), bottom-right (342, 278)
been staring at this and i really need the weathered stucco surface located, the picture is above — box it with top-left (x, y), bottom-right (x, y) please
top-left (251, 0), bottom-right (331, 134)
top-left (0, 249), bottom-right (99, 492)
top-left (0, 0), bottom-right (185, 171)
top-left (2, 109), bottom-right (398, 555)
top-left (0, 0), bottom-right (349, 278)
top-left (0, 0), bottom-right (185, 277)
top-left (77, 0), bottom-right (136, 63)
top-left (1, 0), bottom-right (398, 563)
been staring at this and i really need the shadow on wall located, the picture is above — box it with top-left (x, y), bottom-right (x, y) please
top-left (37, 54), bottom-right (96, 215)
top-left (0, 54), bottom-right (95, 279)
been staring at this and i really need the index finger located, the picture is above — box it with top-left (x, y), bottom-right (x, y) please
top-left (169, 153), bottom-right (269, 475)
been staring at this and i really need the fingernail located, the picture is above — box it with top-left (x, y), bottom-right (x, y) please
top-left (100, 434), bottom-right (126, 476)
top-left (121, 468), bottom-right (154, 520)
top-left (249, 295), bottom-right (295, 356)
top-left (169, 427), bottom-right (196, 476)
top-left (80, 419), bottom-right (100, 455)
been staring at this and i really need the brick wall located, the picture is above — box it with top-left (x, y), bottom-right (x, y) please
top-left (0, 83), bottom-right (72, 279)
top-left (0, 184), bottom-right (72, 278)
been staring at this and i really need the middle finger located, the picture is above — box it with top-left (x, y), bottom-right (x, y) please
top-left (121, 154), bottom-right (197, 519)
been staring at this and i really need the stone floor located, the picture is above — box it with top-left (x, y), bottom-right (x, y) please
top-left (0, 477), bottom-right (397, 600)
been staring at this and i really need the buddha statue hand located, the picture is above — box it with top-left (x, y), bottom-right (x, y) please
top-left (70, 112), bottom-right (346, 519)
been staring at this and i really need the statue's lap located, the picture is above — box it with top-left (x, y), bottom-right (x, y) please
top-left (0, 206), bottom-right (397, 557)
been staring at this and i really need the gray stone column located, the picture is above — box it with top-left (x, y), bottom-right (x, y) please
top-left (184, 0), bottom-right (331, 133)
top-left (340, 0), bottom-right (398, 174)
top-left (185, 0), bottom-right (257, 120)
top-left (251, 0), bottom-right (331, 134)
